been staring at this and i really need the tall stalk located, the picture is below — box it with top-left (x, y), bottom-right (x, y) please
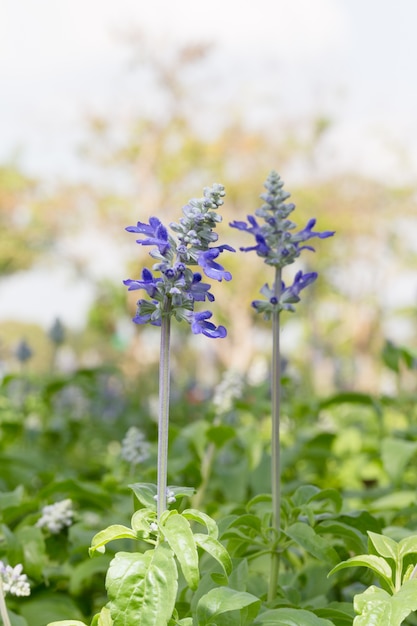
top-left (268, 267), bottom-right (282, 602)
top-left (156, 301), bottom-right (172, 519)
top-left (0, 578), bottom-right (12, 626)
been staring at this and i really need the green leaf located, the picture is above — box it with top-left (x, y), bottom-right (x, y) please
top-left (182, 508), bottom-right (219, 538)
top-left (369, 490), bottom-right (417, 513)
top-left (20, 593), bottom-right (84, 626)
top-left (196, 587), bottom-right (260, 626)
top-left (381, 438), bottom-right (417, 484)
top-left (97, 607), bottom-right (113, 626)
top-left (368, 531), bottom-right (398, 560)
top-left (7, 611), bottom-right (29, 626)
top-left (328, 555), bottom-right (393, 590)
top-left (128, 483), bottom-right (157, 509)
top-left (194, 533), bottom-right (233, 576)
top-left (160, 511), bottom-right (199, 590)
top-left (69, 554), bottom-right (112, 595)
top-left (47, 622), bottom-right (87, 626)
top-left (284, 522), bottom-right (340, 566)
top-left (131, 508), bottom-right (157, 536)
top-left (15, 525), bottom-right (47, 581)
top-left (106, 546), bottom-right (178, 626)
top-left (206, 424), bottom-right (236, 446)
top-left (398, 534), bottom-right (417, 559)
top-left (354, 579), bottom-right (417, 625)
top-left (316, 520), bottom-right (367, 554)
top-left (90, 607), bottom-right (113, 626)
top-left (253, 607), bottom-right (334, 625)
top-left (89, 525), bottom-right (138, 556)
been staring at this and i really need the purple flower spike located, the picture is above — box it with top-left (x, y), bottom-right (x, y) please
top-left (198, 248), bottom-right (233, 282)
top-left (190, 311), bottom-right (227, 338)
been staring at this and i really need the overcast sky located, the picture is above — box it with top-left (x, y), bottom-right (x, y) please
top-left (2, 0), bottom-right (417, 184)
top-left (1, 0), bottom-right (417, 331)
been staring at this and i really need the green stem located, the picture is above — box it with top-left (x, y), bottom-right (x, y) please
top-left (0, 578), bottom-right (12, 626)
top-left (157, 300), bottom-right (172, 520)
top-left (268, 267), bottom-right (282, 603)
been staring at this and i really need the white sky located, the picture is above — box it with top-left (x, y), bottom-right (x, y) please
top-left (1, 0), bottom-right (417, 330)
top-left (2, 0), bottom-right (417, 184)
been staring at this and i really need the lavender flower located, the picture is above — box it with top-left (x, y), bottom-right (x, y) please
top-left (36, 499), bottom-right (74, 534)
top-left (125, 184), bottom-right (234, 337)
top-left (230, 171), bottom-right (334, 312)
top-left (0, 562), bottom-right (30, 597)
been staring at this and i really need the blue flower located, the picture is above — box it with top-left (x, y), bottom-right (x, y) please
top-left (292, 218), bottom-right (335, 251)
top-left (126, 217), bottom-right (170, 256)
top-left (198, 246), bottom-right (234, 281)
top-left (189, 311), bottom-right (227, 338)
top-left (123, 268), bottom-right (161, 297)
top-left (280, 271), bottom-right (318, 309)
top-left (189, 273), bottom-right (215, 302)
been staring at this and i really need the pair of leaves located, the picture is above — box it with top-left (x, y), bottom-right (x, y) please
top-left (329, 531), bottom-right (417, 593)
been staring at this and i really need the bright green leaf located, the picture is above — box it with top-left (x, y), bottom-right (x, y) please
top-left (160, 511), bottom-right (199, 590)
top-left (106, 546), bottom-right (177, 626)
top-left (194, 533), bottom-right (232, 576)
top-left (354, 579), bottom-right (417, 625)
top-left (367, 531), bottom-right (398, 560)
top-left (196, 587), bottom-right (260, 626)
top-left (182, 508), bottom-right (219, 538)
top-left (398, 534), bottom-right (417, 560)
top-left (329, 555), bottom-right (393, 590)
top-left (89, 525), bottom-right (138, 556)
top-left (47, 622), bottom-right (87, 626)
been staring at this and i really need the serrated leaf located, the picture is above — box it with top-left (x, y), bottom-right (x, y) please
top-left (89, 525), bottom-right (137, 556)
top-left (194, 533), bottom-right (232, 576)
top-left (161, 511), bottom-right (199, 590)
top-left (196, 587), bottom-right (260, 626)
top-left (253, 607), bottom-right (334, 625)
top-left (106, 546), bottom-right (177, 626)
top-left (329, 554), bottom-right (393, 590)
top-left (284, 522), bottom-right (339, 566)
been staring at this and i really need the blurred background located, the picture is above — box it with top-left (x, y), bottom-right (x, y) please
top-left (1, 0), bottom-right (417, 393)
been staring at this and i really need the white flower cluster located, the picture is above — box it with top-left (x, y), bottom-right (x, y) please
top-left (121, 426), bottom-right (151, 465)
top-left (36, 498), bottom-right (74, 534)
top-left (213, 370), bottom-right (244, 415)
top-left (154, 488), bottom-right (176, 504)
top-left (0, 562), bottom-right (30, 597)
